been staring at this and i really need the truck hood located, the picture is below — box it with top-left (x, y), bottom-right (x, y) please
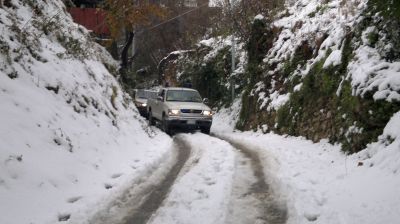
top-left (134, 98), bottom-right (147, 104)
top-left (165, 102), bottom-right (211, 111)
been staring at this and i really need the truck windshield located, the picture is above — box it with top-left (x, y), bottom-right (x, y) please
top-left (136, 90), bottom-right (147, 99)
top-left (136, 90), bottom-right (158, 99)
top-left (146, 91), bottom-right (158, 99)
top-left (166, 90), bottom-right (202, 102)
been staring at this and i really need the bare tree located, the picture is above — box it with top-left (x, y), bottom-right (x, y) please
top-left (214, 0), bottom-right (284, 40)
top-left (103, 0), bottom-right (166, 74)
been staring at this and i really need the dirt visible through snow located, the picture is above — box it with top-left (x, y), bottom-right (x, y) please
top-left (124, 136), bottom-right (191, 224)
top-left (217, 135), bottom-right (288, 224)
top-left (91, 133), bottom-right (287, 224)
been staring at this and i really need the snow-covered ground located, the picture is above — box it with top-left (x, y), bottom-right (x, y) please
top-left (0, 1), bottom-right (171, 224)
top-left (97, 99), bottom-right (400, 224)
top-left (149, 134), bottom-right (235, 224)
top-left (211, 101), bottom-right (400, 224)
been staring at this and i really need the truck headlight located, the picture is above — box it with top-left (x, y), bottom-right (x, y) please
top-left (202, 110), bottom-right (212, 116)
top-left (168, 109), bottom-right (180, 116)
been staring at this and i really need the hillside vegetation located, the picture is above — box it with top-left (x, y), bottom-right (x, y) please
top-left (160, 0), bottom-right (400, 153)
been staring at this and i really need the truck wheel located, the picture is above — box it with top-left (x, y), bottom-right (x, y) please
top-left (162, 115), bottom-right (171, 135)
top-left (148, 111), bottom-right (156, 126)
top-left (201, 127), bottom-right (210, 134)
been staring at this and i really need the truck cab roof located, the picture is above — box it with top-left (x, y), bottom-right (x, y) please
top-left (162, 87), bottom-right (198, 92)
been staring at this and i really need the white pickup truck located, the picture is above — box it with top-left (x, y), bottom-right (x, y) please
top-left (147, 87), bottom-right (213, 134)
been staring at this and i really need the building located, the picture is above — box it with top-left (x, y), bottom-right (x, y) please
top-left (68, 0), bottom-right (110, 38)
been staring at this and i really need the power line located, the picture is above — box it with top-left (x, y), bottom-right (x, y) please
top-left (139, 2), bottom-right (210, 34)
top-left (24, 1), bottom-right (208, 38)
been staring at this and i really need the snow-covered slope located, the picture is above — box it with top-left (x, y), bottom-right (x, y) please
top-left (257, 0), bottom-right (368, 110)
top-left (230, 0), bottom-right (400, 152)
top-left (0, 1), bottom-right (170, 224)
top-left (261, 0), bottom-right (399, 106)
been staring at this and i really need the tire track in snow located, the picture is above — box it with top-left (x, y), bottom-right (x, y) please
top-left (123, 135), bottom-right (191, 224)
top-left (214, 134), bottom-right (288, 224)
top-left (83, 136), bottom-right (190, 224)
top-left (146, 133), bottom-right (236, 224)
top-left (90, 133), bottom-right (285, 224)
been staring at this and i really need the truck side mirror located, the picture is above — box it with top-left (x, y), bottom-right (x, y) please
top-left (203, 98), bottom-right (209, 104)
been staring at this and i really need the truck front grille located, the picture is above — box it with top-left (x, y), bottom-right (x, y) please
top-left (180, 109), bottom-right (202, 114)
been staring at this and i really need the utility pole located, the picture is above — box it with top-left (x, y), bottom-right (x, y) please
top-left (231, 35), bottom-right (235, 102)
top-left (230, 0), bottom-right (235, 103)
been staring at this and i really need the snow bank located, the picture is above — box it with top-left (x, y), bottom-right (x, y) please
top-left (358, 112), bottom-right (400, 173)
top-left (0, 1), bottom-right (171, 224)
top-left (211, 98), bottom-right (241, 133)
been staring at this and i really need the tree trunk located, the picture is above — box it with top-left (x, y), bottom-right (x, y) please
top-left (119, 31), bottom-right (135, 87)
top-left (120, 31), bottom-right (135, 70)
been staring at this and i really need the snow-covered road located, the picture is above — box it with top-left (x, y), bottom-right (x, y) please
top-left (90, 133), bottom-right (288, 224)
top-left (80, 123), bottom-right (400, 224)
top-left (216, 134), bottom-right (287, 224)
top-left (65, 131), bottom-right (287, 224)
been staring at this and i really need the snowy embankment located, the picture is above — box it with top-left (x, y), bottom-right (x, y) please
top-left (0, 1), bottom-right (170, 224)
top-left (212, 102), bottom-right (400, 224)
top-left (257, 0), bottom-right (369, 109)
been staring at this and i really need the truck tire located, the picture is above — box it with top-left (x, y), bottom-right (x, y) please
top-left (148, 111), bottom-right (156, 126)
top-left (201, 127), bottom-right (210, 134)
top-left (162, 115), bottom-right (172, 135)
